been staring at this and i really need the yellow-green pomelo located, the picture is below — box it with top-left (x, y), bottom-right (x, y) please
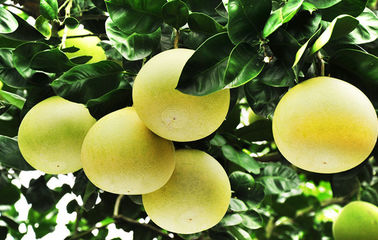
top-left (18, 96), bottom-right (96, 174)
top-left (143, 149), bottom-right (231, 234)
top-left (333, 201), bottom-right (378, 240)
top-left (273, 77), bottom-right (377, 173)
top-left (132, 48), bottom-right (230, 142)
top-left (59, 26), bottom-right (106, 64)
top-left (81, 107), bottom-right (175, 195)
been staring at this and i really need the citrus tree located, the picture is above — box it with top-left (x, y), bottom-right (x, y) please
top-left (0, 0), bottom-right (377, 239)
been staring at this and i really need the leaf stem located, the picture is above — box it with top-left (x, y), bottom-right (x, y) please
top-left (174, 29), bottom-right (180, 49)
top-left (113, 194), bottom-right (124, 216)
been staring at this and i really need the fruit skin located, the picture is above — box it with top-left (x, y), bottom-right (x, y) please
top-left (18, 96), bottom-right (96, 174)
top-left (142, 149), bottom-right (231, 234)
top-left (272, 77), bottom-right (378, 173)
top-left (59, 26), bottom-right (106, 64)
top-left (133, 48), bottom-right (230, 142)
top-left (333, 201), bottom-right (378, 240)
top-left (81, 107), bottom-right (175, 195)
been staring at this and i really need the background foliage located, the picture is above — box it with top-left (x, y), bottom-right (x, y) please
top-left (0, 0), bottom-right (377, 239)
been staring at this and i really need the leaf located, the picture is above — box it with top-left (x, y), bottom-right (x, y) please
top-left (0, 175), bottom-right (20, 205)
top-left (82, 182), bottom-right (99, 211)
top-left (244, 79), bottom-right (286, 118)
top-left (162, 0), bottom-right (189, 29)
top-left (0, 135), bottom-right (34, 170)
top-left (229, 171), bottom-right (255, 193)
top-left (285, 11), bottom-right (322, 44)
top-left (30, 48), bottom-right (76, 73)
top-left (224, 43), bottom-right (265, 88)
top-left (304, 0), bottom-right (342, 9)
top-left (219, 213), bottom-right (243, 227)
top-left (228, 226), bottom-right (252, 240)
top-left (320, 0), bottom-right (367, 22)
top-left (12, 41), bottom-right (50, 79)
top-left (0, 8), bottom-right (18, 34)
top-left (35, 16), bottom-right (51, 37)
top-left (262, 0), bottom-right (304, 38)
top-left (188, 12), bottom-right (225, 34)
top-left (176, 32), bottom-right (234, 96)
top-left (105, 0), bottom-right (166, 34)
top-left (0, 90), bottom-right (25, 109)
top-left (259, 163), bottom-right (300, 194)
top-left (51, 61), bottom-right (123, 103)
top-left (105, 18), bottom-right (161, 61)
top-left (222, 146), bottom-right (260, 174)
top-left (64, 17), bottom-right (80, 29)
top-left (0, 48), bottom-right (26, 88)
top-left (310, 15), bottom-right (359, 54)
top-left (240, 210), bottom-right (263, 229)
top-left (2, 13), bottom-right (44, 41)
top-left (292, 28), bottom-right (321, 67)
top-left (39, 0), bottom-right (58, 20)
top-left (234, 119), bottom-right (273, 142)
top-left (229, 198), bottom-right (248, 212)
top-left (227, 0), bottom-right (272, 44)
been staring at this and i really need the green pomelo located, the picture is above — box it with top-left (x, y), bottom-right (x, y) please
top-left (81, 107), bottom-right (175, 195)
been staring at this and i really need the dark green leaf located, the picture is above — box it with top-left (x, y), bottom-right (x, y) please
top-left (0, 90), bottom-right (25, 109)
top-left (188, 12), bottom-right (224, 34)
top-left (0, 35), bottom-right (23, 48)
top-left (82, 182), bottom-right (99, 211)
top-left (106, 0), bottom-right (166, 34)
top-left (361, 186), bottom-right (378, 205)
top-left (259, 163), bottom-right (300, 194)
top-left (0, 8), bottom-right (18, 34)
top-left (22, 176), bottom-right (56, 212)
top-left (86, 84), bottom-right (133, 120)
top-left (0, 226), bottom-right (7, 239)
top-left (259, 59), bottom-right (296, 87)
top-left (209, 231), bottom-right (236, 240)
top-left (40, 0), bottom-right (58, 20)
top-left (234, 119), bottom-right (273, 142)
top-left (51, 61), bottom-right (123, 103)
top-left (2, 13), bottom-right (44, 41)
top-left (0, 215), bottom-right (19, 230)
top-left (240, 210), bottom-right (263, 229)
top-left (320, 0), bottom-right (367, 22)
top-left (292, 28), bottom-right (321, 67)
top-left (225, 43), bottom-right (265, 88)
top-left (286, 11), bottom-right (322, 43)
top-left (230, 171), bottom-right (255, 193)
top-left (176, 32), bottom-right (234, 95)
top-left (229, 198), bottom-right (248, 212)
top-left (310, 15), bottom-right (359, 54)
top-left (12, 41), bottom-right (50, 79)
top-left (227, 0), bottom-right (272, 44)
top-left (244, 79), bottom-right (286, 118)
top-left (70, 56), bottom-right (93, 65)
top-left (30, 48), bottom-right (76, 73)
top-left (0, 175), bottom-right (20, 205)
top-left (228, 226), bottom-right (252, 240)
top-left (0, 48), bottom-right (26, 88)
top-left (262, 0), bottom-right (304, 38)
top-left (0, 135), bottom-right (34, 170)
top-left (222, 146), bottom-right (260, 174)
top-left (162, 0), bottom-right (189, 29)
top-left (304, 0), bottom-right (342, 9)
top-left (105, 18), bottom-right (161, 61)
top-left (269, 29), bottom-right (301, 70)
top-left (219, 213), bottom-right (243, 227)
top-left (64, 17), bottom-right (80, 29)
top-left (35, 16), bottom-right (51, 37)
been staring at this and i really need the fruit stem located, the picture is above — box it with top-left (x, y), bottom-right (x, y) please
top-left (317, 51), bottom-right (325, 76)
top-left (113, 194), bottom-right (124, 216)
top-left (174, 29), bottom-right (180, 49)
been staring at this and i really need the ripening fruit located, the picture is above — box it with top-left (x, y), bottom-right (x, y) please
top-left (133, 48), bottom-right (230, 142)
top-left (81, 107), bottom-right (175, 195)
top-left (273, 77), bottom-right (378, 173)
top-left (58, 26), bottom-right (106, 64)
top-left (18, 96), bottom-right (96, 174)
top-left (333, 201), bottom-right (378, 240)
top-left (143, 149), bottom-right (231, 234)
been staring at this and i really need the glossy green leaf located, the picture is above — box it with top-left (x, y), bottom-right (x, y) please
top-left (292, 28), bottom-right (321, 67)
top-left (162, 0), bottom-right (189, 29)
top-left (225, 43), bottom-right (265, 88)
top-left (259, 163), bottom-right (300, 194)
top-left (40, 0), bottom-right (58, 20)
top-left (0, 90), bottom-right (25, 109)
top-left (35, 16), bottom-right (51, 37)
top-left (105, 18), bottom-right (161, 61)
top-left (229, 171), bottom-right (255, 193)
top-left (258, 59), bottom-right (296, 87)
top-left (321, 0), bottom-right (367, 22)
top-left (240, 210), bottom-right (263, 229)
top-left (227, 0), bottom-right (272, 44)
top-left (0, 175), bottom-right (20, 205)
top-left (219, 213), bottom-right (243, 227)
top-left (222, 145), bottom-right (260, 174)
top-left (2, 13), bottom-right (44, 41)
top-left (341, 8), bottom-right (378, 44)
top-left (22, 177), bottom-right (56, 212)
top-left (304, 0), bottom-right (342, 9)
top-left (262, 0), bottom-right (304, 38)
top-left (234, 119), bottom-right (273, 142)
top-left (176, 32), bottom-right (234, 96)
top-left (13, 42), bottom-right (50, 79)
top-left (286, 11), bottom-right (322, 43)
top-left (106, 0), bottom-right (166, 34)
top-left (0, 48), bottom-right (26, 88)
top-left (310, 15), bottom-right (359, 54)
top-left (188, 12), bottom-right (224, 34)
top-left (51, 61), bottom-right (123, 103)
top-left (30, 48), bottom-right (76, 73)
top-left (64, 17), bottom-right (80, 29)
top-left (0, 135), bottom-right (34, 170)
top-left (229, 198), bottom-right (248, 212)
top-left (0, 8), bottom-right (18, 34)
top-left (228, 226), bottom-right (252, 240)
top-left (184, 0), bottom-right (224, 17)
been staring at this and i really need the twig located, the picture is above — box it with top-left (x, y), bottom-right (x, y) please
top-left (113, 194), bottom-right (124, 216)
top-left (174, 29), bottom-right (180, 49)
top-left (317, 51), bottom-right (325, 76)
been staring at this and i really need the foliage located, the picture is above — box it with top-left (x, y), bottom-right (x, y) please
top-left (0, 0), bottom-right (377, 239)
